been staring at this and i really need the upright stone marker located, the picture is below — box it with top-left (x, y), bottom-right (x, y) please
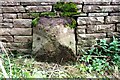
top-left (32, 17), bottom-right (76, 63)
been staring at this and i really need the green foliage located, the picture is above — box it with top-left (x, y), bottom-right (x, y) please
top-left (39, 12), bottom-right (56, 17)
top-left (30, 2), bottom-right (79, 28)
top-left (53, 2), bottom-right (78, 12)
top-left (77, 36), bottom-right (120, 74)
top-left (32, 17), bottom-right (39, 27)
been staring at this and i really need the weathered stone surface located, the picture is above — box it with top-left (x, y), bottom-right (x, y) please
top-left (88, 13), bottom-right (108, 16)
top-left (77, 25), bottom-right (86, 29)
top-left (22, 13), bottom-right (30, 18)
top-left (5, 42), bottom-right (32, 49)
top-left (3, 19), bottom-right (13, 23)
top-left (117, 24), bottom-right (120, 32)
top-left (21, 2), bottom-right (54, 6)
top-left (0, 23), bottom-right (13, 28)
top-left (13, 19), bottom-right (32, 28)
top-left (107, 32), bottom-right (120, 38)
top-left (14, 36), bottom-right (32, 42)
top-left (77, 33), bottom-right (106, 40)
top-left (110, 13), bottom-right (120, 16)
top-left (87, 24), bottom-right (115, 33)
top-left (33, 17), bottom-right (76, 63)
top-left (77, 29), bottom-right (86, 34)
top-left (83, 5), bottom-right (120, 12)
top-left (25, 6), bottom-right (52, 12)
top-left (0, 36), bottom-right (13, 42)
top-left (3, 13), bottom-right (17, 19)
top-left (17, 13), bottom-right (23, 19)
top-left (2, 2), bottom-right (20, 6)
top-left (77, 39), bottom-right (96, 47)
top-left (77, 17), bottom-right (104, 25)
top-left (0, 14), bottom-right (3, 22)
top-left (84, 2), bottom-right (110, 5)
top-left (106, 16), bottom-right (120, 23)
top-left (11, 28), bottom-right (32, 36)
top-left (0, 28), bottom-right (32, 36)
top-left (77, 5), bottom-right (82, 12)
top-left (2, 6), bottom-right (25, 13)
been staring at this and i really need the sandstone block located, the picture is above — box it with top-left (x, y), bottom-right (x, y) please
top-left (3, 13), bottom-right (17, 19)
top-left (77, 33), bottom-right (106, 40)
top-left (107, 32), bottom-right (120, 38)
top-left (117, 24), bottom-right (120, 32)
top-left (6, 42), bottom-right (32, 49)
top-left (2, 6), bottom-right (25, 13)
top-left (0, 23), bottom-right (13, 28)
top-left (88, 13), bottom-right (108, 17)
top-left (0, 28), bottom-right (32, 36)
top-left (87, 24), bottom-right (115, 33)
top-left (0, 36), bottom-right (13, 42)
top-left (14, 36), bottom-right (32, 42)
top-left (11, 28), bottom-right (32, 36)
top-left (2, 2), bottom-right (20, 6)
top-left (77, 29), bottom-right (86, 34)
top-left (83, 5), bottom-right (120, 12)
top-left (77, 17), bottom-right (104, 25)
top-left (25, 6), bottom-right (52, 12)
top-left (110, 13), bottom-right (120, 16)
top-left (106, 16), bottom-right (120, 23)
top-left (3, 19), bottom-right (13, 23)
top-left (13, 19), bottom-right (32, 28)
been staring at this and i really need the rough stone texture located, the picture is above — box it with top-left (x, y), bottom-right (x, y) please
top-left (0, 28), bottom-right (32, 36)
top-left (77, 17), bottom-right (104, 25)
top-left (14, 36), bottom-right (32, 42)
top-left (5, 42), bottom-right (32, 49)
top-left (106, 16), bottom-right (120, 23)
top-left (2, 2), bottom-right (20, 6)
top-left (83, 5), bottom-right (120, 12)
top-left (11, 28), bottom-right (32, 36)
top-left (21, 2), bottom-right (54, 6)
top-left (3, 13), bottom-right (17, 19)
top-left (3, 19), bottom-right (13, 23)
top-left (110, 13), bottom-right (120, 16)
top-left (17, 13), bottom-right (23, 19)
top-left (0, 23), bottom-right (13, 28)
top-left (117, 24), bottom-right (120, 32)
top-left (87, 24), bottom-right (115, 33)
top-left (2, 6), bottom-right (25, 13)
top-left (77, 29), bottom-right (86, 34)
top-left (107, 32), bottom-right (120, 38)
top-left (33, 17), bottom-right (76, 63)
top-left (77, 25), bottom-right (86, 29)
top-left (22, 13), bottom-right (30, 18)
top-left (88, 13), bottom-right (108, 17)
top-left (77, 33), bottom-right (106, 40)
top-left (0, 36), bottom-right (13, 42)
top-left (25, 6), bottom-right (52, 12)
top-left (13, 19), bottom-right (32, 28)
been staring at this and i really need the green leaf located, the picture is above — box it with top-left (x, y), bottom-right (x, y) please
top-left (32, 17), bottom-right (39, 27)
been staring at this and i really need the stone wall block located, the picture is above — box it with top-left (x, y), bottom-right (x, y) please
top-left (106, 16), bottom-right (120, 23)
top-left (25, 6), bottom-right (52, 12)
top-left (3, 13), bottom-right (17, 19)
top-left (87, 24), bottom-right (115, 33)
top-left (83, 5), bottom-right (120, 12)
top-left (2, 6), bottom-right (25, 13)
top-left (13, 19), bottom-right (32, 28)
top-left (14, 36), bottom-right (32, 42)
top-left (77, 17), bottom-right (104, 25)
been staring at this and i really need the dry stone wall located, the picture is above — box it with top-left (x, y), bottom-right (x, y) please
top-left (0, 0), bottom-right (119, 54)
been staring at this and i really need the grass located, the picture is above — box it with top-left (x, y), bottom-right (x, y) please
top-left (0, 41), bottom-right (119, 79)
